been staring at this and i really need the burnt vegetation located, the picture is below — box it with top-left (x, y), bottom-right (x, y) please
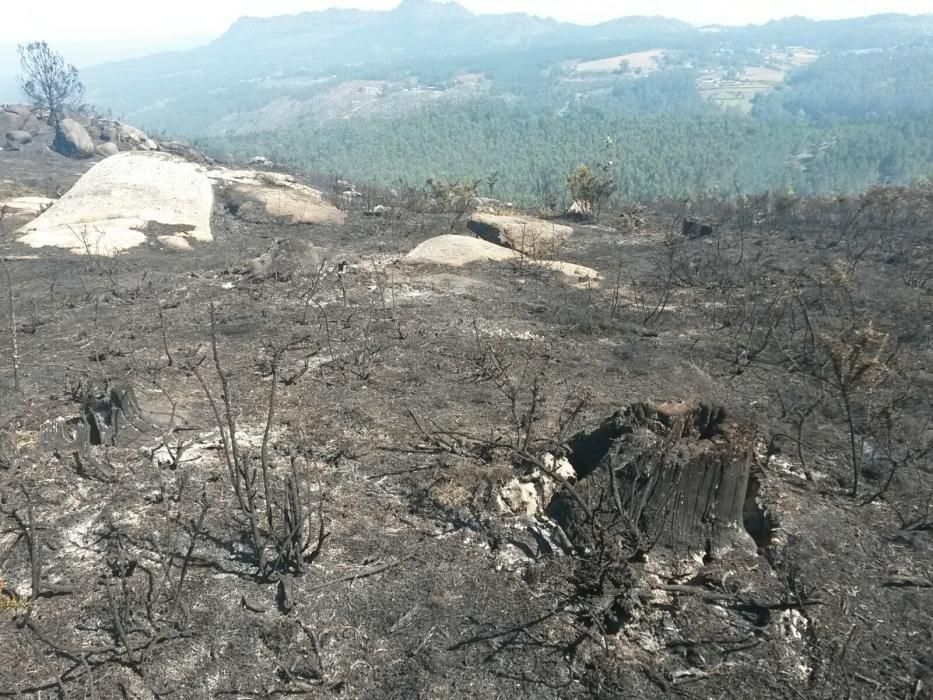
top-left (0, 174), bottom-right (932, 699)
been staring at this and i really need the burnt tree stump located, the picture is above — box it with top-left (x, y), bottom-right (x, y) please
top-left (682, 219), bottom-right (714, 239)
top-left (552, 401), bottom-right (756, 560)
top-left (40, 381), bottom-right (148, 450)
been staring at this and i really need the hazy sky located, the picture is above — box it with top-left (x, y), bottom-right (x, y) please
top-left (1, 0), bottom-right (931, 73)
top-left (3, 0), bottom-right (932, 42)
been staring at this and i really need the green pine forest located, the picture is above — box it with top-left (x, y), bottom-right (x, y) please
top-left (199, 101), bottom-right (933, 203)
top-left (193, 43), bottom-right (933, 202)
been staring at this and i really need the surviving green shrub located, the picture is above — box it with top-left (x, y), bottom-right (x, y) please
top-left (426, 178), bottom-right (480, 226)
top-left (566, 159), bottom-right (616, 223)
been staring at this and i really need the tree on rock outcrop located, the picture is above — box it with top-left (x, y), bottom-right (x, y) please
top-left (17, 41), bottom-right (84, 125)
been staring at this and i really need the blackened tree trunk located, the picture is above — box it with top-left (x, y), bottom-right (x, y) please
top-left (553, 401), bottom-right (755, 559)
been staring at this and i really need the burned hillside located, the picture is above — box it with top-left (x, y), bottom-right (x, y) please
top-left (0, 130), bottom-right (932, 698)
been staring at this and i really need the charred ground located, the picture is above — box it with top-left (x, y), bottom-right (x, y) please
top-left (1, 143), bottom-right (932, 698)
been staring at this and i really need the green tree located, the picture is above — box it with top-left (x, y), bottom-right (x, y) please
top-left (878, 152), bottom-right (902, 184)
top-left (566, 138), bottom-right (617, 221)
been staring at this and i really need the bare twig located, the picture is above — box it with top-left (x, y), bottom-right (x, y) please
top-left (0, 253), bottom-right (20, 393)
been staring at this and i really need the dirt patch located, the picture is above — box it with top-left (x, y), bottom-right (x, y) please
top-left (575, 49), bottom-right (667, 75)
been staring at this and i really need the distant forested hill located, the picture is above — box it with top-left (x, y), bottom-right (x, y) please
top-left (78, 1), bottom-right (933, 200)
top-left (754, 45), bottom-right (933, 119)
top-left (199, 101), bottom-right (933, 202)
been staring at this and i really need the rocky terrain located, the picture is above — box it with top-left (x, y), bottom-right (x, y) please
top-left (1, 104), bottom-right (932, 699)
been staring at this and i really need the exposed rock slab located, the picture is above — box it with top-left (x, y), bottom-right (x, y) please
top-left (209, 168), bottom-right (346, 225)
top-left (0, 104), bottom-right (32, 137)
top-left (1, 196), bottom-right (56, 221)
top-left (96, 142), bottom-right (119, 157)
top-left (3, 104), bottom-right (31, 118)
top-left (54, 118), bottom-right (95, 158)
top-left (405, 234), bottom-right (601, 288)
top-left (545, 260), bottom-right (605, 287)
top-left (406, 233), bottom-right (517, 267)
top-left (160, 140), bottom-right (211, 164)
top-left (5, 130), bottom-right (32, 147)
top-left (158, 235), bottom-right (193, 251)
top-left (232, 184), bottom-right (346, 225)
top-left (117, 124), bottom-right (149, 149)
top-left (17, 152), bottom-right (213, 255)
top-left (468, 212), bottom-right (572, 257)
